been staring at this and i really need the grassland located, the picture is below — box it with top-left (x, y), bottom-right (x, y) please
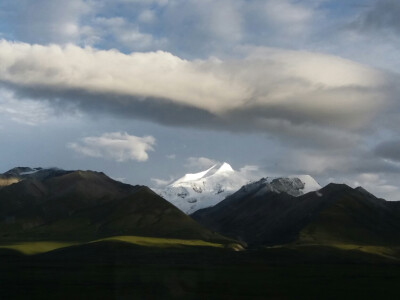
top-left (0, 241), bottom-right (76, 255)
top-left (0, 240), bottom-right (399, 299)
top-left (0, 235), bottom-right (225, 256)
top-left (96, 235), bottom-right (224, 248)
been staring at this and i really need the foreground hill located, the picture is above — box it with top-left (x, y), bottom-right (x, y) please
top-left (1, 239), bottom-right (399, 299)
top-left (0, 167), bottom-right (232, 244)
top-left (192, 182), bottom-right (400, 247)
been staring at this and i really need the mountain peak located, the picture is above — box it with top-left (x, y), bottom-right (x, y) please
top-left (170, 162), bottom-right (235, 187)
top-left (157, 162), bottom-right (250, 214)
top-left (215, 162), bottom-right (234, 174)
top-left (170, 164), bottom-right (216, 187)
top-left (4, 167), bottom-right (43, 176)
top-left (157, 162), bottom-right (323, 214)
top-left (288, 175), bottom-right (321, 194)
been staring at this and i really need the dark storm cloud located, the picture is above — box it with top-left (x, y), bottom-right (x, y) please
top-left (375, 140), bottom-right (400, 162)
top-left (275, 148), bottom-right (400, 176)
top-left (1, 83), bottom-right (223, 129)
top-left (1, 79), bottom-right (390, 151)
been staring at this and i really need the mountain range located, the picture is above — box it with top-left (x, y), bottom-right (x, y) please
top-left (156, 162), bottom-right (321, 214)
top-left (1, 165), bottom-right (399, 252)
top-left (1, 165), bottom-right (399, 298)
top-left (0, 167), bottom-right (231, 244)
top-left (192, 180), bottom-right (400, 247)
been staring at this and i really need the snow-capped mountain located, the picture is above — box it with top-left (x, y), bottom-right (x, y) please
top-left (229, 176), bottom-right (321, 200)
top-left (156, 162), bottom-right (321, 214)
top-left (157, 163), bottom-right (252, 214)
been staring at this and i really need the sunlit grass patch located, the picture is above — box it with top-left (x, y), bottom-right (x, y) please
top-left (329, 244), bottom-right (400, 260)
top-left (0, 236), bottom-right (224, 255)
top-left (95, 236), bottom-right (224, 249)
top-left (0, 241), bottom-right (77, 255)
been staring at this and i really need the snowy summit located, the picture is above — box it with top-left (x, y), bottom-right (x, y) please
top-left (157, 162), bottom-right (250, 214)
top-left (156, 162), bottom-right (321, 214)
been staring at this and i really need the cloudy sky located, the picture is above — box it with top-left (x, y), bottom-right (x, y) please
top-left (1, 0), bottom-right (400, 200)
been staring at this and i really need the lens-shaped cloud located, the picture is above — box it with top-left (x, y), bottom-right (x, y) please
top-left (0, 40), bottom-right (394, 147)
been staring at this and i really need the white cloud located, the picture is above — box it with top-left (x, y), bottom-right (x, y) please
top-left (151, 176), bottom-right (174, 187)
top-left (239, 165), bottom-right (259, 172)
top-left (166, 154), bottom-right (176, 160)
top-left (184, 157), bottom-right (219, 171)
top-left (352, 172), bottom-right (400, 201)
top-left (0, 40), bottom-right (391, 138)
top-left (68, 132), bottom-right (155, 162)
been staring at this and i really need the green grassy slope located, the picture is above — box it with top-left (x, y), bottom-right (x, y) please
top-left (0, 235), bottom-right (225, 255)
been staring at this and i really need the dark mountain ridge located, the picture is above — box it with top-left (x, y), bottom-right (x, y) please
top-left (2, 165), bottom-right (399, 251)
top-left (192, 182), bottom-right (400, 247)
top-left (0, 167), bottom-right (71, 186)
top-left (0, 168), bottom-right (231, 244)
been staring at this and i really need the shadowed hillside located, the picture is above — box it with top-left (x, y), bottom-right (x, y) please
top-left (0, 169), bottom-right (232, 244)
top-left (192, 183), bottom-right (400, 247)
